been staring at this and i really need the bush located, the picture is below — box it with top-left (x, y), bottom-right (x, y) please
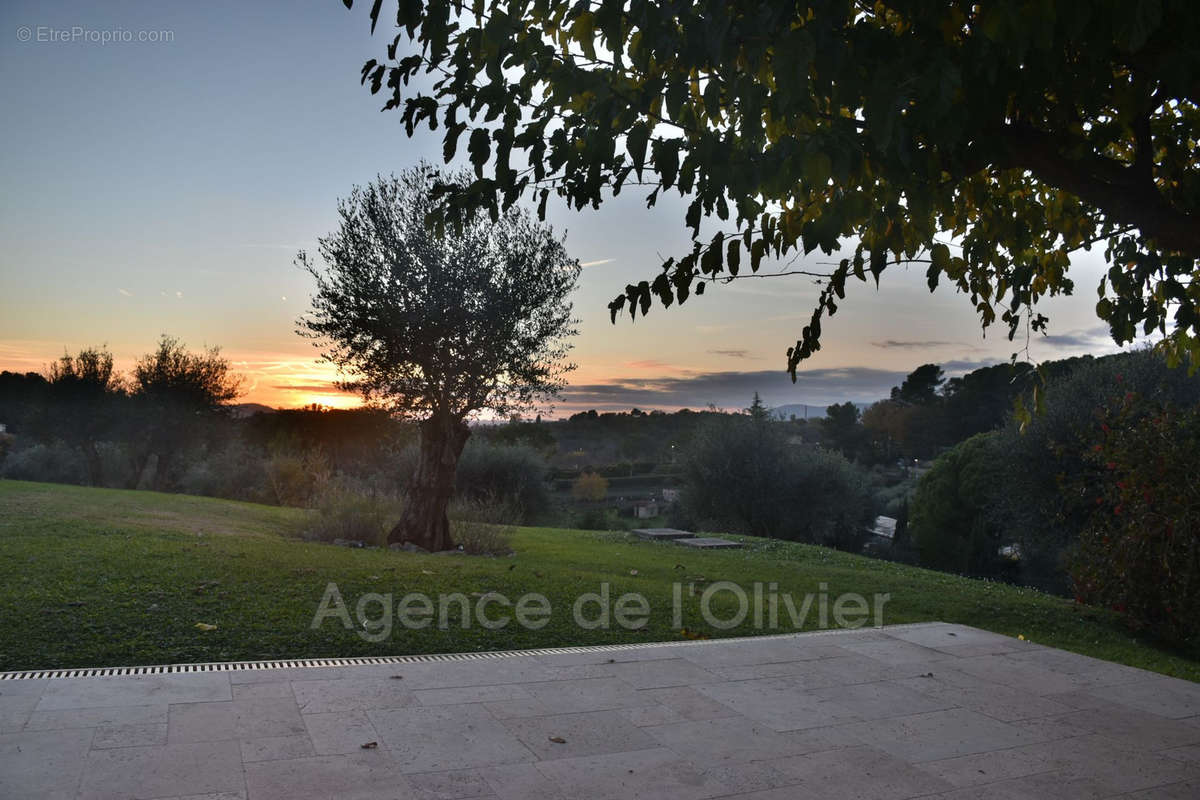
top-left (266, 448), bottom-right (331, 507)
top-left (448, 496), bottom-right (515, 555)
top-left (909, 433), bottom-right (1013, 578)
top-left (0, 441), bottom-right (87, 485)
top-left (1069, 399), bottom-right (1200, 648)
top-left (452, 441), bottom-right (549, 521)
top-left (680, 415), bottom-right (876, 550)
top-left (571, 472), bottom-right (608, 501)
top-left (574, 507), bottom-right (616, 531)
top-left (300, 482), bottom-right (402, 546)
top-left (176, 442), bottom-right (271, 502)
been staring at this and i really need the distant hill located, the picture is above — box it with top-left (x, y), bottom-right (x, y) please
top-left (771, 401), bottom-right (874, 420)
top-left (229, 402), bottom-right (276, 418)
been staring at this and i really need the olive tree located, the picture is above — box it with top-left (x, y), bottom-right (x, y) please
top-left (299, 166), bottom-right (579, 551)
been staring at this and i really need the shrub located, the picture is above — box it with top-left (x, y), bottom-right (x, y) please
top-left (448, 496), bottom-right (515, 555)
top-left (176, 442), bottom-right (271, 502)
top-left (574, 507), bottom-right (615, 531)
top-left (300, 482), bottom-right (401, 546)
top-left (1069, 399), bottom-right (1200, 648)
top-left (452, 441), bottom-right (549, 521)
top-left (266, 448), bottom-right (331, 507)
top-left (571, 472), bottom-right (609, 501)
top-left (909, 432), bottom-right (1013, 578)
top-left (0, 441), bottom-right (87, 485)
top-left (680, 415), bottom-right (876, 550)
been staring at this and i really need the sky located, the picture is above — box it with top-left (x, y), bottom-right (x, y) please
top-left (0, 0), bottom-right (1139, 416)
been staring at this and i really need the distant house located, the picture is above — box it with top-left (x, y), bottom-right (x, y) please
top-left (868, 515), bottom-right (897, 541)
top-left (661, 488), bottom-right (680, 503)
top-left (633, 500), bottom-right (660, 519)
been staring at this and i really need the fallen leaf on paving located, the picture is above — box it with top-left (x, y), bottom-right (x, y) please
top-left (390, 675), bottom-right (404, 680)
top-left (548, 736), bottom-right (566, 744)
top-left (361, 741), bottom-right (378, 749)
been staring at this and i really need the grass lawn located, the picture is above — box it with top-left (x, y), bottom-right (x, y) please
top-left (1, 479), bottom-right (1196, 680)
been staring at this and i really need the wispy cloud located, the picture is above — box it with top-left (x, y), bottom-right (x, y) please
top-left (579, 258), bottom-right (615, 267)
top-left (708, 349), bottom-right (758, 359)
top-left (117, 288), bottom-right (133, 297)
top-left (871, 340), bottom-right (955, 349)
top-left (1037, 324), bottom-right (1113, 349)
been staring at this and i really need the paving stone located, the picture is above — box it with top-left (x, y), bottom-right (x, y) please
top-left (769, 744), bottom-right (954, 799)
top-left (835, 636), bottom-right (957, 665)
top-left (77, 740), bottom-right (244, 800)
top-left (239, 733), bottom-right (316, 763)
top-left (603, 658), bottom-right (720, 689)
top-left (892, 670), bottom-right (1077, 721)
top-left (616, 703), bottom-right (687, 727)
top-left (949, 653), bottom-right (1085, 696)
top-left (535, 746), bottom-right (731, 799)
top-left (631, 528), bottom-right (695, 541)
top-left (369, 703), bottom-right (536, 773)
top-left (522, 677), bottom-right (644, 714)
top-left (840, 707), bottom-right (1047, 763)
top-left (675, 537), bottom-right (742, 549)
top-left (677, 637), bottom-right (848, 668)
top-left (291, 677), bottom-right (416, 714)
top-left (635, 686), bottom-right (739, 721)
top-left (303, 709), bottom-right (382, 755)
top-left (693, 676), bottom-right (862, 731)
top-left (1091, 677), bottom-right (1200, 719)
top-left (415, 683), bottom-right (534, 707)
top-left (810, 680), bottom-right (956, 720)
top-left (92, 721), bottom-right (169, 748)
top-left (884, 623), bottom-right (1027, 657)
top-left (35, 673), bottom-right (231, 710)
top-left (1048, 706), bottom-right (1200, 751)
top-left (644, 714), bottom-right (834, 763)
top-left (500, 709), bottom-right (657, 760)
top-left (481, 698), bottom-right (555, 719)
top-left (406, 768), bottom-right (495, 799)
top-left (25, 702), bottom-right (169, 730)
top-left (231, 680), bottom-right (294, 700)
top-left (245, 753), bottom-right (415, 800)
top-left (168, 697), bottom-right (305, 742)
top-left (1124, 780), bottom-right (1200, 799)
top-left (0, 727), bottom-right (92, 799)
top-left (479, 762), bottom-right (569, 800)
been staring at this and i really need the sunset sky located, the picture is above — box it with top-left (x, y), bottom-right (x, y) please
top-left (1, 0), bottom-right (1140, 416)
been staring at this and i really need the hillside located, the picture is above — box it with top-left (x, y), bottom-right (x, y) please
top-left (0, 479), bottom-right (1195, 680)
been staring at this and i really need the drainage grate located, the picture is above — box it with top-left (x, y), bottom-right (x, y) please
top-left (0, 622), bottom-right (938, 680)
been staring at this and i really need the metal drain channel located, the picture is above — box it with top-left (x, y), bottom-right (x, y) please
top-left (0, 623), bottom-right (938, 680)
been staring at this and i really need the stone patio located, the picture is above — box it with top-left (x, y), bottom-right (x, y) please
top-left (2, 623), bottom-right (1198, 799)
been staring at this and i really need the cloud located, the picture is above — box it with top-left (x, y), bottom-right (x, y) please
top-left (1036, 324), bottom-right (1113, 349)
top-left (117, 288), bottom-right (133, 297)
top-left (871, 340), bottom-right (955, 349)
top-left (624, 359), bottom-right (675, 369)
top-left (707, 349), bottom-right (757, 359)
top-left (579, 258), bottom-right (614, 267)
top-left (269, 383), bottom-right (357, 394)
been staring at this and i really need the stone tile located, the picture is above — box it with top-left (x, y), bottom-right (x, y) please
top-left (770, 744), bottom-right (954, 799)
top-left (835, 636), bottom-right (956, 666)
top-left (303, 709), bottom-right (382, 755)
top-left (840, 707), bottom-right (1046, 763)
top-left (291, 677), bottom-right (416, 714)
top-left (168, 697), bottom-right (305, 742)
top-left (533, 648), bottom-right (679, 668)
top-left (884, 623), bottom-right (1027, 657)
top-left (693, 761), bottom-right (797, 794)
top-left (479, 762), bottom-right (569, 800)
top-left (245, 753), bottom-right (415, 800)
top-left (678, 638), bottom-right (849, 668)
top-left (93, 721), bottom-right (169, 748)
top-left (1003, 646), bottom-right (1155, 688)
top-left (522, 677), bottom-right (644, 714)
top-left (228, 666), bottom-right (346, 684)
top-left (893, 671), bottom-right (1076, 722)
top-left (407, 768), bottom-right (494, 799)
top-left (35, 673), bottom-right (231, 710)
top-left (415, 683), bottom-right (534, 707)
top-left (535, 747), bottom-right (731, 799)
top-left (369, 703), bottom-right (535, 773)
top-left (1161, 744), bottom-right (1200, 766)
top-left (482, 697), bottom-right (554, 719)
top-left (927, 770), bottom-right (1112, 800)
top-left (917, 733), bottom-right (1198, 795)
top-left (1124, 780), bottom-right (1200, 799)
top-left (231, 681), bottom-right (293, 700)
top-left (148, 792), bottom-right (246, 800)
top-left (77, 740), bottom-right (244, 800)
top-left (1051, 707), bottom-right (1200, 751)
top-left (810, 680), bottom-right (955, 720)
top-left (616, 703), bottom-right (686, 727)
top-left (239, 733), bottom-right (315, 763)
top-left (500, 710), bottom-right (657, 761)
top-left (1095, 678), bottom-right (1200, 719)
top-left (949, 654), bottom-right (1082, 696)
top-left (603, 658), bottom-right (721, 689)
top-left (0, 727), bottom-right (92, 799)
top-left (25, 702), bottom-right (168, 730)
top-left (644, 714), bottom-right (832, 764)
top-left (381, 657), bottom-right (557, 689)
top-left (707, 659), bottom-right (838, 682)
top-left (693, 677), bottom-right (861, 731)
top-left (636, 686), bottom-right (738, 721)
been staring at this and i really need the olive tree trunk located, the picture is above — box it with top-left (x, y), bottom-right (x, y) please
top-left (388, 414), bottom-right (471, 551)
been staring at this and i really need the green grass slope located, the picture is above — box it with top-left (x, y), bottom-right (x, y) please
top-left (0, 479), bottom-right (1195, 680)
